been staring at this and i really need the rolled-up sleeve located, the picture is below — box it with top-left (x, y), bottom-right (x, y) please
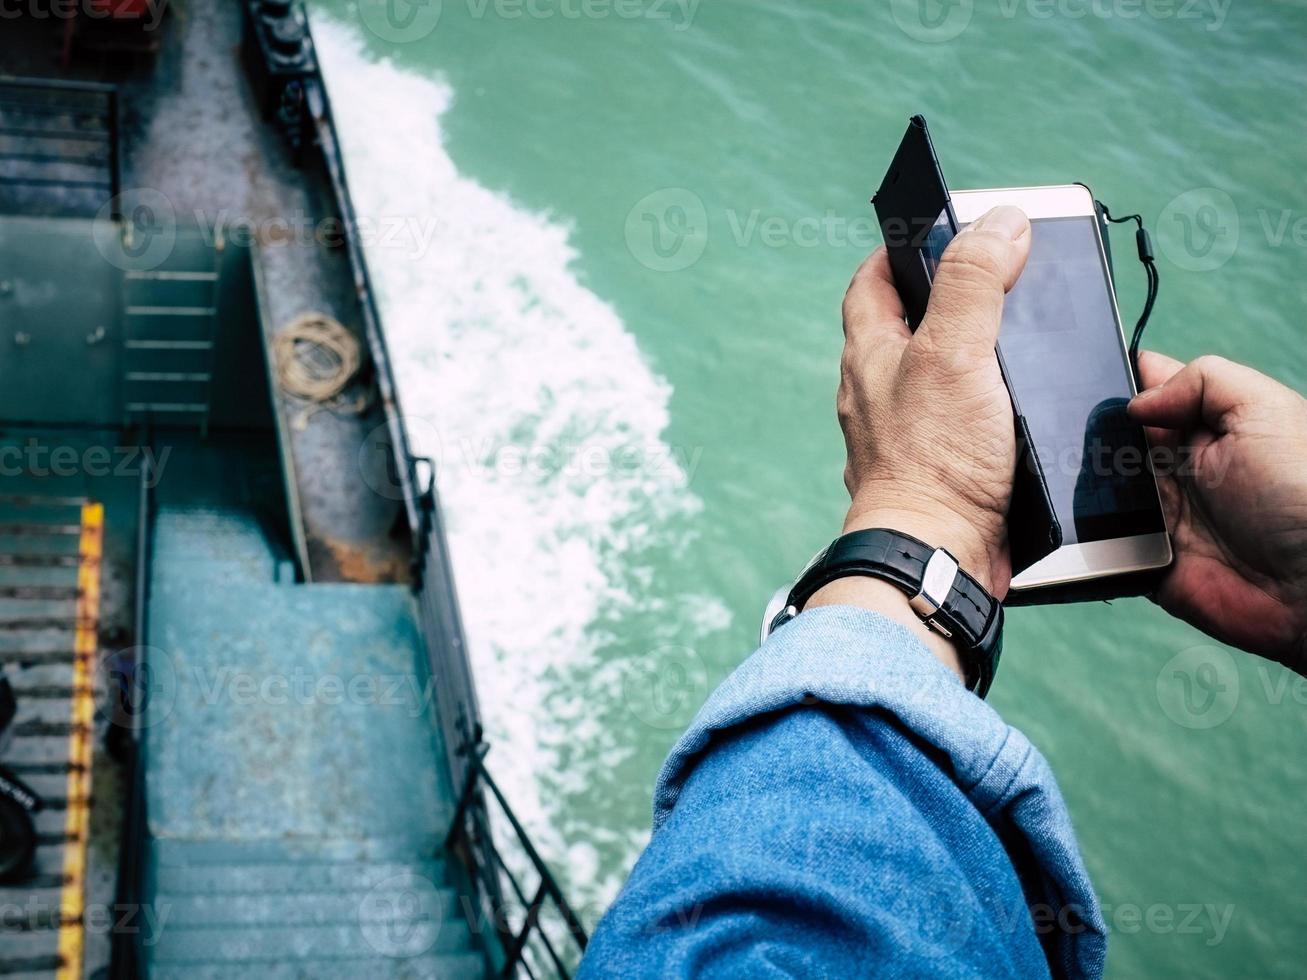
top-left (579, 605), bottom-right (1106, 980)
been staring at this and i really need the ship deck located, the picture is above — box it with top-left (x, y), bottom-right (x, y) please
top-left (3, 4), bottom-right (412, 584)
top-left (0, 4), bottom-right (469, 978)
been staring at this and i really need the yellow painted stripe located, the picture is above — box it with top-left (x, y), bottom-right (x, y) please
top-left (56, 503), bottom-right (102, 980)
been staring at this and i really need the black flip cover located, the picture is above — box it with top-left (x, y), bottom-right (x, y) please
top-left (872, 115), bottom-right (948, 329)
top-left (873, 116), bottom-right (1062, 577)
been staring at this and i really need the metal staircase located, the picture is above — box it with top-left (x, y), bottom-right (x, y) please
top-left (0, 493), bottom-right (102, 979)
top-left (135, 506), bottom-right (491, 977)
top-left (0, 76), bottom-right (120, 219)
top-left (120, 240), bottom-right (222, 432)
top-left (146, 854), bottom-right (485, 979)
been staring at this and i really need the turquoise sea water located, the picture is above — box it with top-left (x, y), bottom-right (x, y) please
top-left (310, 2), bottom-right (1306, 976)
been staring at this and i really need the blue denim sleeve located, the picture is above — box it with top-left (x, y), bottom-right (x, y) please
top-left (579, 605), bottom-right (1106, 980)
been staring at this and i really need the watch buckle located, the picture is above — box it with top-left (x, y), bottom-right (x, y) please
top-left (926, 616), bottom-right (953, 639)
top-left (909, 549), bottom-right (960, 620)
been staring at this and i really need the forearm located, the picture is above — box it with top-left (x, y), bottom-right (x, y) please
top-left (807, 573), bottom-right (965, 685)
top-left (581, 607), bottom-right (1106, 979)
top-left (582, 703), bottom-right (1044, 979)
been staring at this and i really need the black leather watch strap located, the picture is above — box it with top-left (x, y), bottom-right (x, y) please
top-left (776, 528), bottom-right (1004, 698)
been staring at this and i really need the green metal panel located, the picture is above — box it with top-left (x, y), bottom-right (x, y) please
top-left (0, 216), bottom-right (120, 424)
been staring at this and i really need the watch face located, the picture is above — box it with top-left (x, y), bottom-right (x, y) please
top-left (759, 546), bottom-right (828, 645)
top-left (760, 585), bottom-right (792, 645)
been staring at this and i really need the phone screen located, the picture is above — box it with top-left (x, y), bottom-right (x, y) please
top-left (997, 216), bottom-right (1165, 544)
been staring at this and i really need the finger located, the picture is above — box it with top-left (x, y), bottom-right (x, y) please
top-left (914, 206), bottom-right (1032, 360)
top-left (1142, 424), bottom-right (1180, 455)
top-left (842, 247), bottom-right (911, 350)
top-left (1127, 354), bottom-right (1264, 433)
top-left (1135, 349), bottom-right (1185, 391)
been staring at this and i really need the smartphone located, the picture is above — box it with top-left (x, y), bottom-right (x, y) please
top-left (951, 184), bottom-right (1172, 590)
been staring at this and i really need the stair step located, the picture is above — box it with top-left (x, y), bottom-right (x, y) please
top-left (149, 952), bottom-right (487, 980)
top-left (0, 564), bottom-right (80, 589)
top-left (0, 929), bottom-right (61, 969)
top-left (154, 860), bottom-right (446, 896)
top-left (151, 835), bottom-right (443, 867)
top-left (149, 508), bottom-right (276, 584)
top-left (160, 885), bottom-right (460, 927)
top-left (149, 918), bottom-right (473, 963)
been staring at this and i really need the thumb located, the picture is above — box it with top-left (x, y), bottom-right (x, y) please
top-left (914, 206), bottom-right (1031, 359)
top-left (1127, 354), bottom-right (1262, 434)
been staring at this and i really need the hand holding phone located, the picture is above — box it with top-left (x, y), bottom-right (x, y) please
top-left (872, 117), bottom-right (1171, 599)
top-left (836, 211), bottom-right (1034, 596)
top-left (873, 117), bottom-right (1065, 578)
top-left (1130, 351), bottom-right (1307, 670)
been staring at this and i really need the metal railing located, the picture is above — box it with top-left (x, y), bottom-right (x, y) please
top-left (0, 75), bottom-right (121, 218)
top-left (108, 431), bottom-right (155, 980)
top-left (297, 13), bottom-right (592, 975)
top-left (447, 741), bottom-right (589, 979)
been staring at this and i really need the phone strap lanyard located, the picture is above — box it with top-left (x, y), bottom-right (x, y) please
top-left (1097, 201), bottom-right (1160, 388)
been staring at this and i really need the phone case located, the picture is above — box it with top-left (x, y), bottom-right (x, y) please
top-left (873, 116), bottom-right (1063, 579)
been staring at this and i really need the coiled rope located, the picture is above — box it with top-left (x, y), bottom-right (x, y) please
top-left (273, 312), bottom-right (370, 429)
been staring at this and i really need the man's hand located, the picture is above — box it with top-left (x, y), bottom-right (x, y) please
top-left (834, 206), bottom-right (1032, 596)
top-left (1129, 352), bottom-right (1307, 672)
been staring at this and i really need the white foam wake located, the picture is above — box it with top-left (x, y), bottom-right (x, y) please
top-left (311, 19), bottom-right (728, 909)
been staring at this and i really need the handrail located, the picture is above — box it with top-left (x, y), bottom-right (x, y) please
top-left (446, 741), bottom-right (589, 979)
top-left (108, 427), bottom-right (155, 979)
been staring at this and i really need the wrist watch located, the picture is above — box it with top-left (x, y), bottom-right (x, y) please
top-left (761, 528), bottom-right (1004, 698)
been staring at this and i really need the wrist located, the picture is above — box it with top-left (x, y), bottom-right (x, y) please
top-left (806, 574), bottom-right (966, 685)
top-left (842, 503), bottom-right (997, 594)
